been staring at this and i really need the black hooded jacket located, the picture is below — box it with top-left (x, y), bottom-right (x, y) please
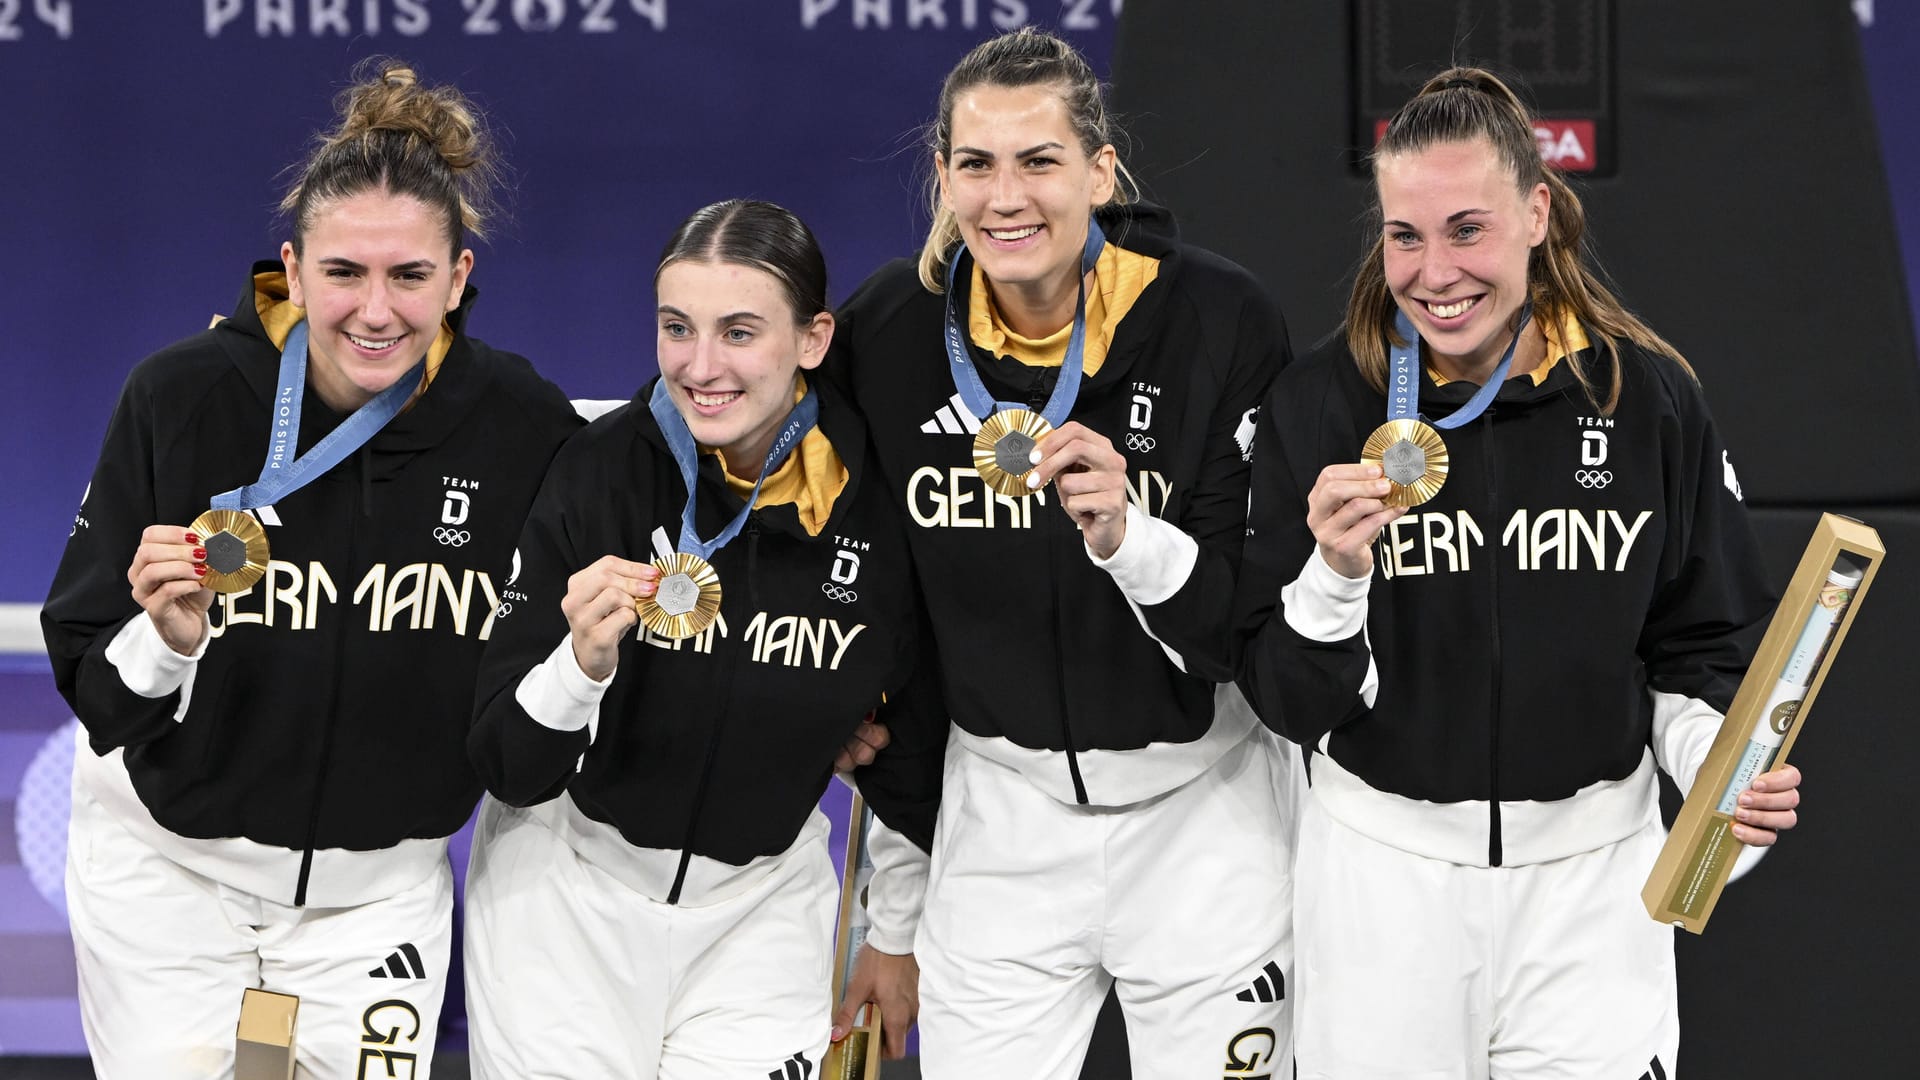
top-left (468, 375), bottom-right (944, 902)
top-left (42, 262), bottom-right (581, 903)
top-left (826, 203), bottom-right (1289, 806)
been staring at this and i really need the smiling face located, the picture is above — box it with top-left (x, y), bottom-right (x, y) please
top-left (282, 188), bottom-right (471, 412)
top-left (1377, 136), bottom-right (1549, 381)
top-left (655, 259), bottom-right (832, 474)
top-left (937, 82), bottom-right (1116, 335)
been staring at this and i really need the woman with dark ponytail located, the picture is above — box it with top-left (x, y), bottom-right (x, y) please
top-left (1237, 67), bottom-right (1799, 1076)
top-left (462, 198), bottom-right (944, 1079)
top-left (41, 59), bottom-right (580, 1078)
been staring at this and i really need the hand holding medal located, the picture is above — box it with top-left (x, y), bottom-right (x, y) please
top-left (1306, 463), bottom-right (1407, 581)
top-left (1312, 306), bottom-right (1534, 578)
top-left (126, 321), bottom-right (425, 653)
top-left (1024, 421), bottom-right (1131, 559)
top-left (127, 524), bottom-right (218, 656)
top-left (563, 555), bottom-right (662, 680)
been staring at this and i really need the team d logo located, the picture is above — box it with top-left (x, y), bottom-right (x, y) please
top-left (824, 550), bottom-right (860, 603)
top-left (1577, 430), bottom-right (1613, 490)
top-left (436, 489), bottom-right (473, 546)
top-left (1126, 393), bottom-right (1158, 452)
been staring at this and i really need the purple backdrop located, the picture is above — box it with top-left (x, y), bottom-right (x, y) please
top-left (3, 0), bottom-right (1917, 1060)
top-left (0, 2), bottom-right (1121, 1055)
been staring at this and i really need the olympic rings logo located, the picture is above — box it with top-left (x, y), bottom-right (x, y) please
top-left (821, 582), bottom-right (858, 603)
top-left (434, 527), bottom-right (472, 546)
top-left (1124, 433), bottom-right (1157, 452)
top-left (1574, 470), bottom-right (1613, 489)
top-left (495, 602), bottom-right (514, 617)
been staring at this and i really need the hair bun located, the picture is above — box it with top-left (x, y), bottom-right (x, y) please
top-left (281, 57), bottom-right (502, 247)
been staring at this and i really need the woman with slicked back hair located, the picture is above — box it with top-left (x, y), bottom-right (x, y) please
top-left (826, 27), bottom-right (1298, 1079)
top-left (1236, 66), bottom-right (1798, 1076)
top-left (41, 58), bottom-right (581, 1078)
top-left (464, 198), bottom-right (945, 1079)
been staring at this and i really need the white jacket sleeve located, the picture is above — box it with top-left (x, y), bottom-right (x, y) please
top-left (1650, 689), bottom-right (1768, 880)
top-left (861, 816), bottom-right (930, 955)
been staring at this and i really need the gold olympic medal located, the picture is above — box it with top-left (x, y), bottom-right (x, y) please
top-left (1361, 419), bottom-right (1449, 508)
top-left (636, 551), bottom-right (722, 640)
top-left (972, 408), bottom-right (1053, 498)
top-left (187, 508), bottom-right (270, 593)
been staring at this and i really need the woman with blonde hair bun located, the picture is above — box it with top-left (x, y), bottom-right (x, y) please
top-left (41, 58), bottom-right (580, 1078)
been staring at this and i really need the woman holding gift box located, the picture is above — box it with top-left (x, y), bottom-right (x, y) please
top-left (1235, 66), bottom-right (1804, 1077)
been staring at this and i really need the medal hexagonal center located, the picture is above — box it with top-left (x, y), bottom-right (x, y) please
top-left (1382, 439), bottom-right (1427, 486)
top-left (204, 530), bottom-right (249, 574)
top-left (656, 573), bottom-right (700, 617)
top-left (994, 431), bottom-right (1036, 477)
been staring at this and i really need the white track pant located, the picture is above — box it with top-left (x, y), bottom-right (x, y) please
top-left (916, 728), bottom-right (1298, 1080)
top-left (1294, 788), bottom-right (1679, 1079)
top-left (463, 797), bottom-right (838, 1080)
top-left (66, 781), bottom-right (452, 1080)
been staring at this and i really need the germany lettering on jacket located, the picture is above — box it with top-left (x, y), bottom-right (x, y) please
top-left (205, 560), bottom-right (504, 638)
top-left (1375, 507), bottom-right (1654, 579)
top-left (906, 465), bottom-right (1173, 528)
top-left (634, 612), bottom-right (869, 671)
top-left (208, 560), bottom-right (871, 671)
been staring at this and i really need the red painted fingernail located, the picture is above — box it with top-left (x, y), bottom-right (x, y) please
top-left (192, 548), bottom-right (207, 560)
top-left (194, 565), bottom-right (208, 577)
top-left (185, 532), bottom-right (200, 544)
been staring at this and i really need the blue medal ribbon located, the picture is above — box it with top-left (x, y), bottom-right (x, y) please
top-left (210, 320), bottom-right (426, 512)
top-left (942, 219), bottom-right (1107, 426)
top-left (1387, 303), bottom-right (1533, 429)
top-left (648, 379), bottom-right (820, 560)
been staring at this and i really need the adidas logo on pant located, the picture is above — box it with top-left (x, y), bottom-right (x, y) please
top-left (1234, 960), bottom-right (1286, 1003)
top-left (367, 942), bottom-right (427, 980)
top-left (768, 1051), bottom-right (813, 1079)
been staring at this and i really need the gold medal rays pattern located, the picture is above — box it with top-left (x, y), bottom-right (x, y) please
top-left (1361, 419), bottom-right (1450, 508)
top-left (636, 551), bottom-right (723, 640)
top-left (972, 408), bottom-right (1053, 498)
top-left (188, 508), bottom-right (270, 593)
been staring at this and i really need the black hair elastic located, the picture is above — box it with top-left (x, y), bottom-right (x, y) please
top-left (1440, 77), bottom-right (1479, 92)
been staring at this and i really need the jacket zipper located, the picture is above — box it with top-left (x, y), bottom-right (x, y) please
top-left (1050, 522), bottom-right (1090, 805)
top-left (1023, 372), bottom-right (1090, 805)
top-left (1028, 367), bottom-right (1051, 407)
top-left (666, 512), bottom-right (758, 904)
top-left (1483, 408), bottom-right (1504, 868)
top-left (294, 451), bottom-right (367, 905)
